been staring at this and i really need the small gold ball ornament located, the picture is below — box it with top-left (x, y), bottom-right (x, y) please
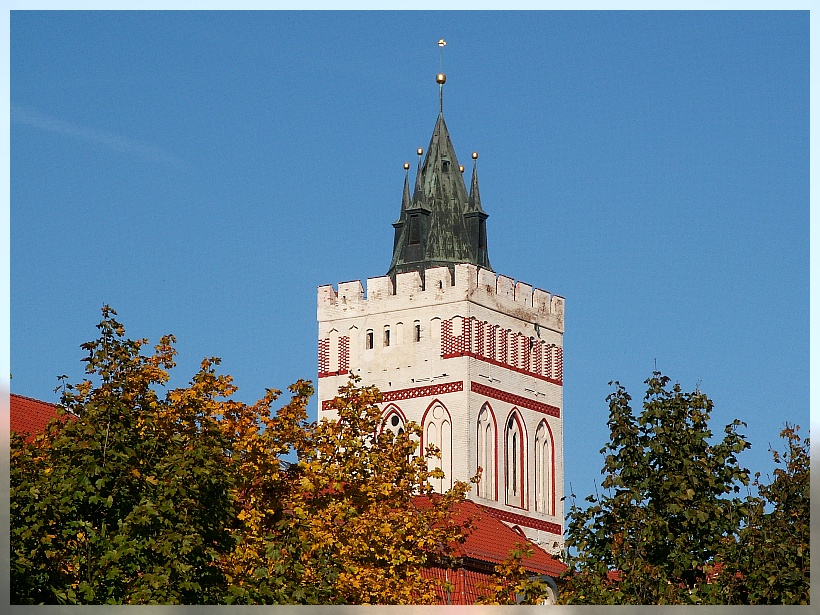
top-left (436, 73), bottom-right (446, 84)
top-left (459, 165), bottom-right (465, 173)
top-left (472, 151), bottom-right (479, 160)
top-left (403, 162), bottom-right (410, 170)
top-left (417, 148), bottom-right (424, 156)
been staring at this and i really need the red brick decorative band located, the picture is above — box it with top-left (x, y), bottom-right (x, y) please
top-left (318, 336), bottom-right (350, 379)
top-left (322, 381), bottom-right (464, 411)
top-left (444, 351), bottom-right (563, 386)
top-left (478, 504), bottom-right (562, 536)
top-left (318, 369), bottom-right (350, 379)
top-left (382, 380), bottom-right (463, 402)
top-left (470, 382), bottom-right (560, 418)
top-left (318, 338), bottom-right (329, 375)
top-left (338, 336), bottom-right (350, 373)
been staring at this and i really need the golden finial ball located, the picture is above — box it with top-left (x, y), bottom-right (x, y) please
top-left (403, 162), bottom-right (410, 170)
top-left (472, 151), bottom-right (479, 160)
top-left (436, 73), bottom-right (447, 84)
top-left (417, 148), bottom-right (424, 156)
top-left (459, 165), bottom-right (465, 173)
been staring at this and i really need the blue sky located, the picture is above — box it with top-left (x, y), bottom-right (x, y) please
top-left (9, 10), bottom-right (809, 503)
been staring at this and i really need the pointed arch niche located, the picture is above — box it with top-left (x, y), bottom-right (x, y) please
top-left (504, 410), bottom-right (526, 508)
top-left (476, 403), bottom-right (497, 501)
top-left (535, 420), bottom-right (555, 515)
top-left (381, 404), bottom-right (407, 437)
top-left (328, 328), bottom-right (339, 372)
top-left (422, 400), bottom-right (452, 493)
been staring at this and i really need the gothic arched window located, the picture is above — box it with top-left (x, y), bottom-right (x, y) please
top-left (477, 404), bottom-right (496, 500)
top-left (424, 402), bottom-right (452, 494)
top-left (535, 421), bottom-right (553, 514)
top-left (505, 411), bottom-right (525, 508)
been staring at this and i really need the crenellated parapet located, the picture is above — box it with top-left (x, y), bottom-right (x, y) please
top-left (318, 263), bottom-right (564, 333)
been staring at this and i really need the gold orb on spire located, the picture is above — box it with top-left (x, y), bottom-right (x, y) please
top-left (403, 162), bottom-right (410, 170)
top-left (436, 73), bottom-right (446, 84)
top-left (459, 165), bottom-right (465, 173)
top-left (438, 39), bottom-right (447, 47)
top-left (417, 148), bottom-right (424, 156)
top-left (472, 151), bottom-right (479, 160)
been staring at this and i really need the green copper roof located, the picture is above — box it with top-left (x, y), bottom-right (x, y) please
top-left (388, 113), bottom-right (492, 280)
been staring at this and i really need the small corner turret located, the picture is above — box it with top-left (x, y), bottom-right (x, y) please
top-left (465, 152), bottom-right (491, 272)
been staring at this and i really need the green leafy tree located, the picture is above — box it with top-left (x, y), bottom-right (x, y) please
top-left (715, 424), bottom-right (810, 604)
top-left (11, 308), bottom-right (478, 604)
top-left (11, 306), bottom-right (236, 604)
top-left (560, 372), bottom-right (751, 604)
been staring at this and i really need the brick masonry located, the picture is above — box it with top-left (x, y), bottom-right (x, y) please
top-left (322, 380), bottom-right (464, 412)
top-left (470, 381), bottom-right (560, 418)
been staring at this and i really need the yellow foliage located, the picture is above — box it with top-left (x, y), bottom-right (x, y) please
top-left (218, 376), bottom-right (475, 604)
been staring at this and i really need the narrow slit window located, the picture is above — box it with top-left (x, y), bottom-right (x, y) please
top-left (366, 330), bottom-right (374, 350)
top-left (414, 322), bottom-right (421, 342)
top-left (384, 328), bottom-right (390, 347)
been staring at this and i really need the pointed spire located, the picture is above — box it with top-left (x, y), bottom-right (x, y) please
top-left (466, 152), bottom-right (486, 215)
top-left (403, 167), bottom-right (411, 206)
top-left (416, 113), bottom-right (467, 214)
top-left (388, 53), bottom-right (492, 279)
top-left (411, 148), bottom-right (424, 206)
top-left (393, 163), bottom-right (412, 226)
top-left (464, 151), bottom-right (491, 271)
top-left (389, 163), bottom-right (413, 264)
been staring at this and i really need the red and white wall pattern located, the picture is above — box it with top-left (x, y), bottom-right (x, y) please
top-left (441, 317), bottom-right (562, 385)
top-left (318, 336), bottom-right (350, 378)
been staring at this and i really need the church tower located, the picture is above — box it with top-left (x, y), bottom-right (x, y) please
top-left (317, 68), bottom-right (565, 553)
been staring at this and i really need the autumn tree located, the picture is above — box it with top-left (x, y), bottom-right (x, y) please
top-left (222, 377), bottom-right (476, 604)
top-left (715, 424), bottom-right (810, 604)
top-left (560, 372), bottom-right (751, 605)
top-left (475, 544), bottom-right (555, 605)
top-left (11, 307), bottom-right (476, 604)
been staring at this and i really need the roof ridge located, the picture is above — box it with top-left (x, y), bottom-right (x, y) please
top-left (10, 392), bottom-right (57, 406)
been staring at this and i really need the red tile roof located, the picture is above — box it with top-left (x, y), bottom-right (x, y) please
top-left (10, 393), bottom-right (62, 440)
top-left (414, 495), bottom-right (566, 581)
top-left (452, 499), bottom-right (565, 577)
top-left (422, 566), bottom-right (503, 604)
